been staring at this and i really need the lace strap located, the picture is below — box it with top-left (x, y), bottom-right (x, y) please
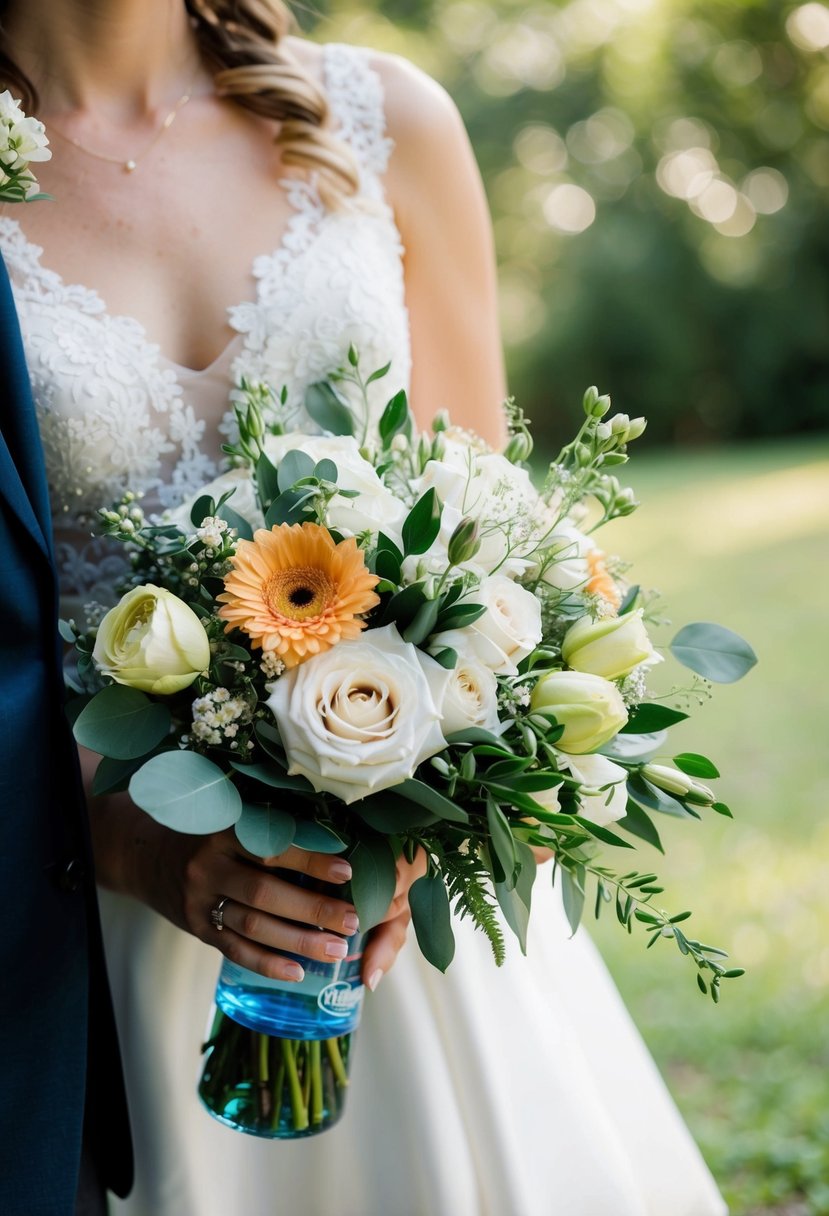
top-left (322, 43), bottom-right (395, 195)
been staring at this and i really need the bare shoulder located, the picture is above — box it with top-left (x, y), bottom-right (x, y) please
top-left (369, 51), bottom-right (465, 153)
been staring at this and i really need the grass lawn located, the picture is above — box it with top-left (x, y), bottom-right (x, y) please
top-left (580, 437), bottom-right (829, 1215)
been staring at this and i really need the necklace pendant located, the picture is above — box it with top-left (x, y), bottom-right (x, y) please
top-left (124, 159), bottom-right (137, 173)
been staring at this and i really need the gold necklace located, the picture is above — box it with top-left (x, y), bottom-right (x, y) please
top-left (49, 78), bottom-right (197, 173)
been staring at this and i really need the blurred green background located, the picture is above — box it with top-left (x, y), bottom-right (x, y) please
top-left (306, 2), bottom-right (828, 1211)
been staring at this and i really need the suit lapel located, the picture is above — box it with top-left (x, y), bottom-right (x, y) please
top-left (0, 254), bottom-right (53, 565)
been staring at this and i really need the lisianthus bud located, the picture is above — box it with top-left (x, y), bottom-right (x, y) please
top-left (447, 516), bottom-right (481, 567)
top-left (561, 609), bottom-right (659, 681)
top-left (583, 386), bottom-right (611, 419)
top-left (608, 413), bottom-right (630, 437)
top-left (529, 670), bottom-right (628, 754)
top-left (503, 429), bottom-right (533, 464)
top-left (626, 417), bottom-right (647, 441)
top-left (432, 409), bottom-right (450, 433)
top-left (642, 764), bottom-right (716, 806)
top-left (93, 585), bottom-right (210, 695)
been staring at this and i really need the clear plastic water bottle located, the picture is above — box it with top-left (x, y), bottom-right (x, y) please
top-left (198, 880), bottom-right (364, 1139)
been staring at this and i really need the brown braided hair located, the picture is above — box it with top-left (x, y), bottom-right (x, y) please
top-left (0, 0), bottom-right (359, 207)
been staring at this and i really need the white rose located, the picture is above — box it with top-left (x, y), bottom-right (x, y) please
top-left (167, 468), bottom-right (264, 535)
top-left (431, 575), bottom-right (542, 676)
top-left (535, 523), bottom-right (594, 594)
top-left (440, 656), bottom-right (502, 736)
top-left (407, 438), bottom-right (549, 578)
top-left (266, 624), bottom-right (451, 804)
top-left (561, 752), bottom-right (629, 826)
top-left (264, 432), bottom-right (406, 545)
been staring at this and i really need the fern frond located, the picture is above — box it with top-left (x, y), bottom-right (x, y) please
top-left (437, 846), bottom-right (506, 966)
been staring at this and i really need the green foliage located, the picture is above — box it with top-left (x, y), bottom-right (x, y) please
top-left (410, 873), bottom-right (456, 972)
top-left (438, 843), bottom-right (506, 966)
top-left (73, 685), bottom-right (170, 760)
top-left (129, 752), bottom-right (242, 833)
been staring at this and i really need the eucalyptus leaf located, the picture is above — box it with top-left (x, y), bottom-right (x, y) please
top-left (92, 754), bottom-right (148, 797)
top-left (235, 803), bottom-right (296, 858)
top-left (314, 458), bottom-right (338, 484)
top-left (304, 381), bottom-right (354, 436)
top-left (277, 448), bottom-right (316, 492)
top-left (351, 792), bottom-right (439, 832)
top-left (561, 868), bottom-right (585, 937)
top-left (255, 452), bottom-right (280, 510)
top-left (229, 760), bottom-right (314, 793)
top-left (73, 685), bottom-right (171, 760)
top-left (292, 820), bottom-right (347, 853)
top-left (486, 796), bottom-right (517, 888)
top-left (670, 621), bottom-right (758, 683)
top-left (265, 489), bottom-right (312, 527)
top-left (254, 720), bottom-right (286, 763)
top-left (349, 837), bottom-right (397, 930)
top-left (601, 730), bottom-right (668, 762)
top-left (495, 842), bottom-right (536, 954)
top-left (189, 494), bottom-right (215, 528)
top-left (217, 501), bottom-right (254, 541)
top-left (409, 873), bottom-right (455, 972)
top-left (129, 752), bottom-right (242, 833)
top-left (58, 618), bottom-right (76, 644)
top-left (397, 778), bottom-right (469, 823)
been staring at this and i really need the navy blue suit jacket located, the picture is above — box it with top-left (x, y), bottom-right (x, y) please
top-left (0, 256), bottom-right (132, 1214)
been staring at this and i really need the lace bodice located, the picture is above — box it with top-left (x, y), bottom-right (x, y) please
top-left (0, 43), bottom-right (410, 623)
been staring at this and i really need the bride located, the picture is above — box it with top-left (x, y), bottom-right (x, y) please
top-left (0, 1), bottom-right (728, 1213)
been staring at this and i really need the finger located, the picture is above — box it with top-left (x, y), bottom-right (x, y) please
top-left (209, 926), bottom-right (306, 983)
top-left (392, 850), bottom-right (428, 899)
top-left (220, 899), bottom-right (353, 964)
top-left (221, 866), bottom-right (360, 937)
top-left (235, 841), bottom-right (354, 887)
top-left (377, 890), bottom-right (410, 925)
top-left (361, 908), bottom-right (411, 992)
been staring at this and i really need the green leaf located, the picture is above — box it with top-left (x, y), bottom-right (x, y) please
top-left (401, 488), bottom-right (441, 556)
top-left (304, 381), bottom-right (354, 436)
top-left (445, 727), bottom-right (510, 749)
top-left (401, 596), bottom-right (441, 645)
top-left (673, 752), bottom-right (721, 779)
top-left (378, 389), bottom-right (411, 446)
top-left (253, 720), bottom-right (286, 763)
top-left (495, 842), bottom-right (536, 953)
top-left (129, 752), bottom-right (242, 833)
top-left (314, 458), bottom-right (338, 484)
top-left (350, 791), bottom-right (439, 832)
top-left (618, 584), bottom-right (640, 615)
top-left (265, 489), bottom-right (312, 527)
top-left (493, 771), bottom-right (564, 793)
top-left (229, 760), bottom-right (314, 793)
top-left (397, 778), bottom-right (469, 823)
top-left (235, 803), bottom-right (296, 858)
top-left (64, 694), bottom-right (92, 727)
top-left (711, 801), bottom-right (733, 818)
top-left (601, 730), bottom-right (668, 762)
top-left (277, 448), bottom-right (316, 491)
top-left (616, 799), bottom-right (665, 852)
top-left (190, 494), bottom-right (215, 528)
top-left (255, 452), bottom-right (280, 509)
top-left (292, 820), bottom-right (347, 853)
top-left (561, 868), bottom-right (585, 936)
top-left (92, 754), bottom-right (149, 797)
top-left (627, 773), bottom-right (696, 819)
top-left (366, 360), bottom-right (392, 386)
top-left (621, 703), bottom-right (689, 733)
top-left (58, 618), bottom-right (76, 643)
top-left (380, 582), bottom-right (428, 630)
top-left (486, 795), bottom-right (517, 886)
top-left (575, 817), bottom-right (636, 848)
top-left (434, 602), bottom-right (486, 631)
top-left (430, 647), bottom-right (458, 670)
top-left (216, 501), bottom-right (254, 541)
top-left (73, 685), bottom-right (171, 760)
top-left (670, 622), bottom-right (758, 683)
top-left (409, 873), bottom-right (455, 972)
top-left (349, 837), bottom-right (397, 930)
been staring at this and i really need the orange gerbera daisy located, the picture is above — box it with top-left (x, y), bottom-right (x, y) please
top-left (217, 522), bottom-right (380, 668)
top-left (585, 547), bottom-right (622, 611)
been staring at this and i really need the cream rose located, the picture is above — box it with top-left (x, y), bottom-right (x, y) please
top-left (561, 609), bottom-right (660, 681)
top-left (431, 575), bottom-right (542, 676)
top-left (266, 624), bottom-right (451, 804)
top-left (93, 584), bottom-right (210, 695)
top-left (529, 670), bottom-right (628, 754)
top-left (440, 656), bottom-right (502, 736)
top-left (264, 432), bottom-right (406, 545)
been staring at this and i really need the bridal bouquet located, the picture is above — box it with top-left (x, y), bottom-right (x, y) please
top-left (0, 90), bottom-right (51, 202)
top-left (66, 355), bottom-right (755, 1138)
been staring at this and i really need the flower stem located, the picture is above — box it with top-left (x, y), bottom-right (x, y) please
top-left (325, 1036), bottom-right (349, 1088)
top-left (281, 1038), bottom-right (309, 1131)
top-left (310, 1040), bottom-right (324, 1125)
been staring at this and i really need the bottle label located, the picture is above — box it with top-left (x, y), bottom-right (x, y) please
top-left (317, 979), bottom-right (363, 1018)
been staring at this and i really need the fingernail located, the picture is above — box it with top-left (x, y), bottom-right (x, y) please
top-left (328, 861), bottom-right (353, 883)
top-left (285, 963), bottom-right (305, 982)
top-left (367, 969), bottom-right (384, 993)
top-left (343, 912), bottom-right (360, 934)
top-left (325, 939), bottom-right (349, 959)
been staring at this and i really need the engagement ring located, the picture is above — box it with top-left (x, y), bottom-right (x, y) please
top-left (210, 896), bottom-right (229, 932)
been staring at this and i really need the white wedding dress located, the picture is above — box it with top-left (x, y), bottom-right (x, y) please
top-left (2, 43), bottom-right (727, 1216)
